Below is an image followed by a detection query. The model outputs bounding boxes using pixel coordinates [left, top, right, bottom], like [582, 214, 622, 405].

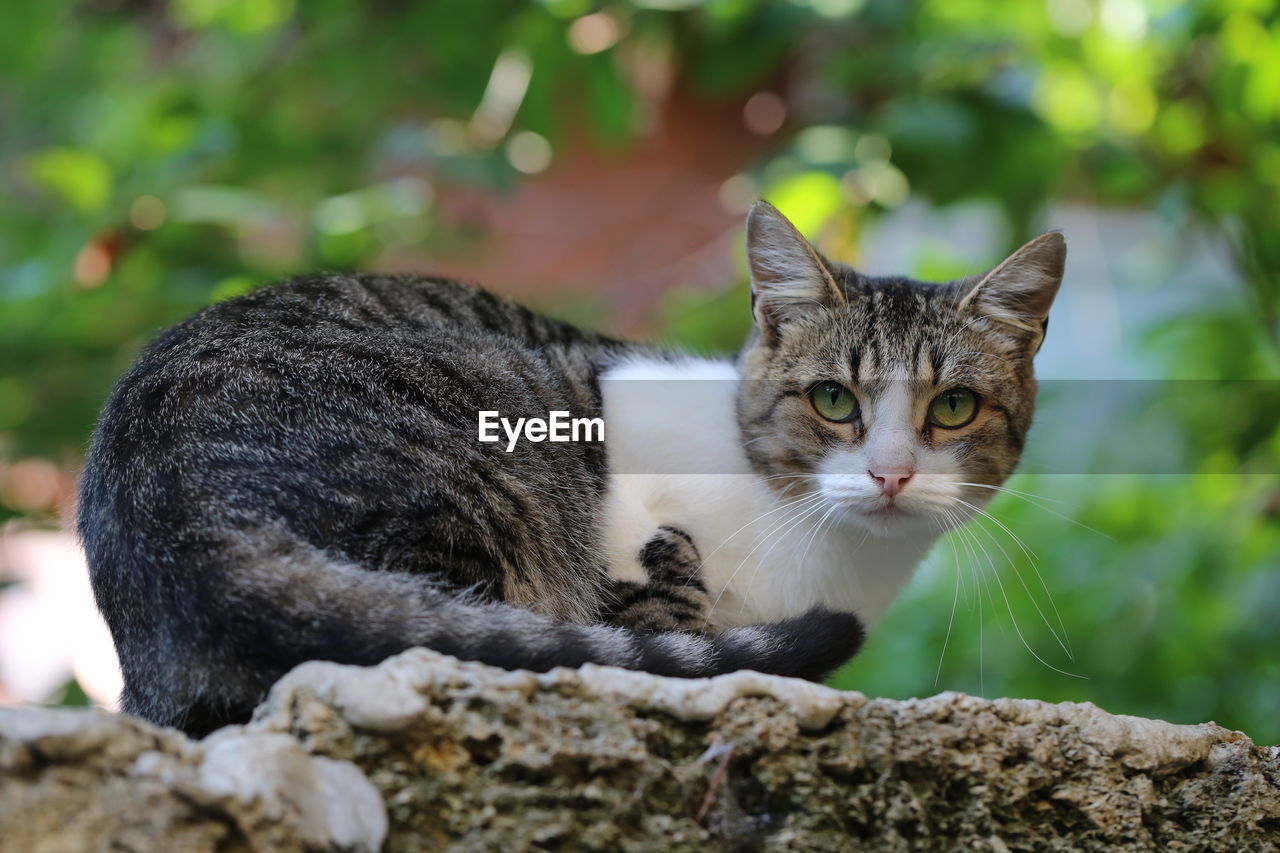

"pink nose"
[869, 468, 914, 498]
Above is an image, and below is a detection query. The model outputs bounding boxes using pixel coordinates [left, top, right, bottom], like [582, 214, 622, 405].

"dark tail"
[102, 525, 864, 736]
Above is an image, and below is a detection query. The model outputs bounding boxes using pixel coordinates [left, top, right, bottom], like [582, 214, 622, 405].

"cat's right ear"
[746, 201, 844, 344]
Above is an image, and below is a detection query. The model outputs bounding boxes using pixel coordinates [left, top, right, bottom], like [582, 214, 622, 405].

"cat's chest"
[598, 356, 927, 628]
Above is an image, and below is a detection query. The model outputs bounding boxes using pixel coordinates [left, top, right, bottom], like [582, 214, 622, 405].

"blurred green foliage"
[1, 1, 1277, 740]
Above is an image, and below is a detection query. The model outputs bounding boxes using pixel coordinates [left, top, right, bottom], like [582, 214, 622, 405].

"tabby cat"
[78, 201, 1065, 735]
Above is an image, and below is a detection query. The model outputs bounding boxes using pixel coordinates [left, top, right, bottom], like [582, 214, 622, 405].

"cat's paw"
[601, 525, 711, 632]
[638, 525, 703, 588]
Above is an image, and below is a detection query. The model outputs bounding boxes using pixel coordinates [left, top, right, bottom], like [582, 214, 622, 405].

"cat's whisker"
[697, 491, 825, 566]
[700, 493, 828, 627]
[945, 506, 1004, 698]
[948, 507, 1000, 618]
[952, 494, 1075, 660]
[952, 497, 1039, 562]
[942, 506, 984, 616]
[682, 492, 827, 601]
[949, 481, 1067, 506]
[943, 507, 987, 694]
[757, 473, 822, 482]
[932, 514, 962, 687]
[951, 482, 1113, 541]
[763, 499, 841, 617]
[774, 498, 844, 595]
[755, 472, 824, 501]
[942, 509, 970, 608]
[960, 512, 1084, 679]
[951, 493, 1075, 660]
[946, 504, 1077, 675]
[740, 496, 835, 608]
[955, 503, 1074, 661]
[794, 502, 842, 594]
[715, 496, 827, 617]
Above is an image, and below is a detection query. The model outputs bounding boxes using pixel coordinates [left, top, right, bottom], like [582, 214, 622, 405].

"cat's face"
[737, 202, 1064, 536]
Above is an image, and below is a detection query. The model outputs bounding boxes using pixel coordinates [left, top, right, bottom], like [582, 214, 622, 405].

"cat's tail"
[113, 525, 864, 735]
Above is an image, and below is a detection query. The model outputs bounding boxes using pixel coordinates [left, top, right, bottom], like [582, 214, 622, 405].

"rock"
[3, 649, 1277, 851]
[0, 707, 385, 852]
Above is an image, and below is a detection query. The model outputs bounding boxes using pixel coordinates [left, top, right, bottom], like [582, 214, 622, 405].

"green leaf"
[25, 148, 113, 213]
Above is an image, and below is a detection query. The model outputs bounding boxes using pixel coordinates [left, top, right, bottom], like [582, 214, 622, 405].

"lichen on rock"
[3, 649, 1277, 851]
[0, 706, 385, 852]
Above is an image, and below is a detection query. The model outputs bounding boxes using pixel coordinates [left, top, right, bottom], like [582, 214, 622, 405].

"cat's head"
[737, 201, 1065, 536]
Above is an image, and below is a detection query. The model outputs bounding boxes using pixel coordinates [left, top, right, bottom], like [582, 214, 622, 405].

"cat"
[77, 201, 1065, 735]
[602, 208, 1064, 629]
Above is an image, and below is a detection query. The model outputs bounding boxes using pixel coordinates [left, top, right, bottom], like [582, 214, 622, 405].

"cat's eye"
[809, 381, 859, 423]
[929, 388, 979, 428]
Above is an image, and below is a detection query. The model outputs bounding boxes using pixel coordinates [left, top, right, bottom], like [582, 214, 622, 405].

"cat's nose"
[869, 467, 914, 498]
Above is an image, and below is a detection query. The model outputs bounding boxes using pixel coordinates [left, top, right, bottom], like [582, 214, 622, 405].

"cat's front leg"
[601, 525, 712, 632]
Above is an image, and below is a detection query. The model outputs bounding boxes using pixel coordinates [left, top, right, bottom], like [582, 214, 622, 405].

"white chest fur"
[599, 356, 936, 629]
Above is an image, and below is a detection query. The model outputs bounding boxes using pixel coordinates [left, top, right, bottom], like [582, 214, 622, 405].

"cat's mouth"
[821, 489, 951, 535]
[864, 502, 908, 517]
[854, 500, 929, 529]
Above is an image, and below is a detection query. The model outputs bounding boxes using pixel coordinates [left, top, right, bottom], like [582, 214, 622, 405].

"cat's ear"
[746, 200, 845, 343]
[959, 232, 1065, 351]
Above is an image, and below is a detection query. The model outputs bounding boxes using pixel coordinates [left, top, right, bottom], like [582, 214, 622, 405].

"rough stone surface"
[0, 707, 385, 852]
[3, 649, 1278, 852]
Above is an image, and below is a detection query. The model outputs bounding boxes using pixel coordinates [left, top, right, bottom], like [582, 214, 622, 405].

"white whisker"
[953, 497, 1039, 561]
[953, 481, 1113, 540]
[740, 496, 834, 608]
[952, 495, 1074, 659]
[698, 491, 824, 565]
[957, 502, 1074, 660]
[933, 514, 961, 687]
[953, 508, 1083, 679]
[951, 481, 1067, 505]
[701, 492, 827, 626]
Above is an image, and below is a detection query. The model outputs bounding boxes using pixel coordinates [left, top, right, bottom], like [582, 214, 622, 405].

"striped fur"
[78, 273, 862, 735]
[79, 205, 1062, 736]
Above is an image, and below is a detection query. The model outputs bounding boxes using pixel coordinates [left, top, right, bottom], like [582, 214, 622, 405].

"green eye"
[809, 381, 859, 423]
[930, 388, 978, 428]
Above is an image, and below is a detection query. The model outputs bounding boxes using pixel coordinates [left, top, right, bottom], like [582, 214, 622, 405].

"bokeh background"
[1, 0, 1277, 741]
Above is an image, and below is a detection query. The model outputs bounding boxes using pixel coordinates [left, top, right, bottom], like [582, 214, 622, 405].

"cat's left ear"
[746, 200, 845, 343]
[959, 232, 1066, 353]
